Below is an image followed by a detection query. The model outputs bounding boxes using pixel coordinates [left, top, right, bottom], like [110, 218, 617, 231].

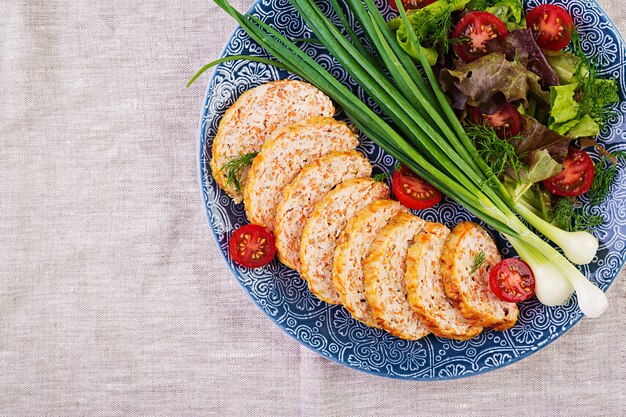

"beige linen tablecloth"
[1, 1, 625, 416]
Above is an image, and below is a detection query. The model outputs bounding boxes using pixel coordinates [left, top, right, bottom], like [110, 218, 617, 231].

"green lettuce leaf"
[566, 114, 600, 138]
[548, 82, 603, 138]
[549, 83, 580, 125]
[506, 149, 563, 200]
[485, 0, 525, 31]
[545, 47, 618, 137]
[544, 50, 583, 84]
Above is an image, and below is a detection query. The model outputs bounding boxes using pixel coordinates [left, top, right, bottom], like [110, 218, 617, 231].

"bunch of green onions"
[194, 0, 608, 317]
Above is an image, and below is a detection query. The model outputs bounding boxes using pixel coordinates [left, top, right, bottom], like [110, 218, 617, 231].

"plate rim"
[196, 0, 626, 380]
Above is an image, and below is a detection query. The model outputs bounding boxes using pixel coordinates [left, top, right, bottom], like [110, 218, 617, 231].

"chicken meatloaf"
[363, 212, 431, 341]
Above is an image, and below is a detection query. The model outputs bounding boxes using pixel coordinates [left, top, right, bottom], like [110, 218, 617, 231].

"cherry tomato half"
[544, 147, 595, 197]
[489, 258, 535, 303]
[527, 4, 575, 51]
[229, 224, 277, 268]
[469, 103, 522, 139]
[451, 11, 509, 63]
[389, 0, 436, 11]
[392, 165, 443, 210]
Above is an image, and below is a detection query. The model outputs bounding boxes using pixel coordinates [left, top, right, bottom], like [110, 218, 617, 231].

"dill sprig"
[465, 124, 524, 179]
[586, 150, 626, 206]
[470, 250, 487, 274]
[219, 152, 258, 192]
[374, 163, 402, 183]
[373, 171, 392, 183]
[414, 7, 454, 53]
[569, 29, 619, 127]
[553, 197, 604, 231]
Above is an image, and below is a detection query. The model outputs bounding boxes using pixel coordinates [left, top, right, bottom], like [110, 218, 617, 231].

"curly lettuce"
[439, 53, 548, 109]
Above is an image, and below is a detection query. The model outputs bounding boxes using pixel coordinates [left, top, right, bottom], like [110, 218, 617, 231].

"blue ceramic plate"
[198, 0, 626, 379]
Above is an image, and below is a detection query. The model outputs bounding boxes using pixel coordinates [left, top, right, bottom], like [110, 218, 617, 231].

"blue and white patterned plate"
[198, 0, 626, 379]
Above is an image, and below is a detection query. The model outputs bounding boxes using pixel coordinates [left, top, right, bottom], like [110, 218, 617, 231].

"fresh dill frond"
[586, 150, 626, 206]
[465, 124, 524, 179]
[415, 7, 454, 52]
[553, 197, 605, 231]
[552, 197, 576, 230]
[569, 29, 619, 127]
[470, 250, 487, 274]
[373, 171, 392, 183]
[219, 152, 258, 192]
[575, 212, 605, 231]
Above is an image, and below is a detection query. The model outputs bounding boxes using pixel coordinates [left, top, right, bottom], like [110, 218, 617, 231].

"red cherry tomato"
[392, 164, 443, 210]
[229, 224, 277, 268]
[469, 103, 522, 139]
[544, 147, 595, 197]
[451, 11, 509, 62]
[389, 0, 436, 11]
[489, 258, 535, 303]
[527, 4, 575, 51]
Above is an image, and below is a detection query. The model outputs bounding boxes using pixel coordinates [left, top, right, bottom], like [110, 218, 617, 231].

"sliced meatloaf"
[405, 222, 483, 340]
[243, 116, 358, 231]
[210, 80, 334, 203]
[275, 150, 372, 271]
[363, 212, 431, 341]
[300, 178, 389, 304]
[332, 200, 408, 328]
[440, 222, 518, 331]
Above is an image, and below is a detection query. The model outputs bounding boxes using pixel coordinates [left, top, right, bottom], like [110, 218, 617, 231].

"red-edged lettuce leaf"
[440, 53, 547, 110]
[506, 29, 560, 89]
[510, 114, 571, 164]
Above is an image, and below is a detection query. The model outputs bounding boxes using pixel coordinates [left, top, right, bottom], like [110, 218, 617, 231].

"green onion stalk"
[195, 0, 607, 317]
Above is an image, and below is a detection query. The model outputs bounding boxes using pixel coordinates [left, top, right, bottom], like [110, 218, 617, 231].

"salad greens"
[545, 32, 619, 138]
[505, 149, 563, 201]
[512, 115, 569, 163]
